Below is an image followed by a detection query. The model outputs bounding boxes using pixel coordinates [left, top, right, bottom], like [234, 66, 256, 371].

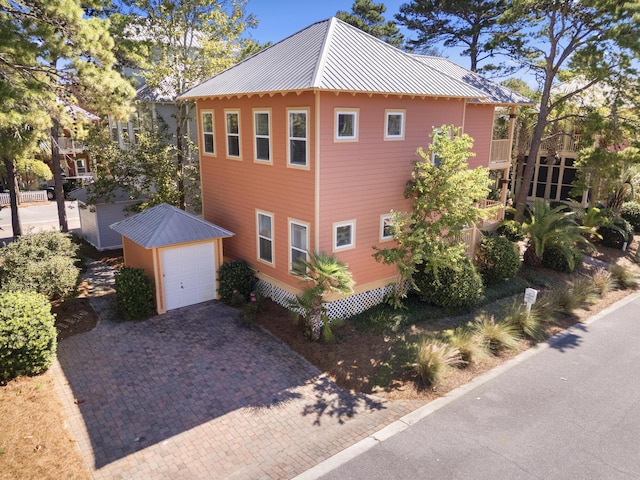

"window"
[254, 111, 271, 162]
[431, 128, 445, 167]
[334, 221, 355, 251]
[201, 112, 215, 154]
[75, 159, 86, 175]
[335, 110, 358, 141]
[257, 212, 273, 264]
[289, 221, 308, 273]
[380, 215, 395, 241]
[385, 110, 405, 140]
[226, 111, 240, 158]
[288, 110, 308, 167]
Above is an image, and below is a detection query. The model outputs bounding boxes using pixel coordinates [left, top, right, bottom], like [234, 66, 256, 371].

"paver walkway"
[53, 261, 420, 479]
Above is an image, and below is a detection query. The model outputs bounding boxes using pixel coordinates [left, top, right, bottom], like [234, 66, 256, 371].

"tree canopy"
[337, 0, 405, 48]
[395, 0, 513, 72]
[498, 0, 640, 220]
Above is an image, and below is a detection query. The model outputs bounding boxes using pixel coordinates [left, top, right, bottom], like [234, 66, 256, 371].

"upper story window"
[290, 220, 308, 273]
[201, 111, 215, 154]
[288, 110, 308, 167]
[334, 220, 356, 251]
[335, 109, 358, 141]
[431, 128, 445, 167]
[380, 214, 395, 241]
[254, 110, 271, 163]
[385, 110, 405, 140]
[225, 111, 240, 158]
[257, 211, 274, 265]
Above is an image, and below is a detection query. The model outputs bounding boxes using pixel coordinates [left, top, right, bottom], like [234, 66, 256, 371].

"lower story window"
[290, 221, 308, 272]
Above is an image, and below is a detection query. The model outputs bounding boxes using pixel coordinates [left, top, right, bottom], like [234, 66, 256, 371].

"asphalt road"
[0, 200, 80, 242]
[311, 294, 640, 480]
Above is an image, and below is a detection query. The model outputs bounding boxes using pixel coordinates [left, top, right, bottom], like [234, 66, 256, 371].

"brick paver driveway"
[53, 269, 418, 479]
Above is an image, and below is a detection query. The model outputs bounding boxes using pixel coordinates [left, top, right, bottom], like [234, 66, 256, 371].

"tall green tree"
[0, 0, 134, 237]
[497, 0, 640, 221]
[373, 126, 491, 304]
[337, 0, 405, 48]
[395, 0, 513, 72]
[109, 0, 256, 211]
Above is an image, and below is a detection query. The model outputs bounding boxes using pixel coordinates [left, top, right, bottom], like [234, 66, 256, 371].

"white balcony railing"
[57, 137, 87, 153]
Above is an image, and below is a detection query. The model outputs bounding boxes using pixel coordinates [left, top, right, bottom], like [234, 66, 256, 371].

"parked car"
[46, 175, 93, 200]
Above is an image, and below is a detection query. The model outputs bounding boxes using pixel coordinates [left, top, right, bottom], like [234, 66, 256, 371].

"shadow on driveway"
[56, 300, 392, 475]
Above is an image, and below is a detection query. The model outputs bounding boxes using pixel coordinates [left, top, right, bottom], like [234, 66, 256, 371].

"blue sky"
[247, 0, 408, 44]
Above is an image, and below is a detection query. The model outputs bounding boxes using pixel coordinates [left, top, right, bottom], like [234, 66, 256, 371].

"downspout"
[315, 90, 320, 250]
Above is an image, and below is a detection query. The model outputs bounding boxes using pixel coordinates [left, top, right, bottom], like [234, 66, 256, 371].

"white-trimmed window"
[288, 110, 308, 167]
[385, 110, 405, 140]
[334, 220, 355, 251]
[75, 159, 86, 175]
[335, 109, 358, 141]
[257, 211, 273, 264]
[431, 128, 447, 167]
[201, 111, 215, 154]
[254, 110, 271, 163]
[225, 111, 240, 158]
[289, 220, 308, 273]
[380, 214, 395, 241]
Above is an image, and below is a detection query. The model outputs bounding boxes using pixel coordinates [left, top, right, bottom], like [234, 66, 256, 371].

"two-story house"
[178, 17, 531, 318]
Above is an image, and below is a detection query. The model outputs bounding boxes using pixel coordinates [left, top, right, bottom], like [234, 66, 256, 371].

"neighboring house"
[178, 17, 531, 318]
[70, 187, 141, 251]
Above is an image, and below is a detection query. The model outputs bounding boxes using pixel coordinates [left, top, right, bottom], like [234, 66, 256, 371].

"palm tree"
[290, 251, 354, 341]
[522, 199, 594, 267]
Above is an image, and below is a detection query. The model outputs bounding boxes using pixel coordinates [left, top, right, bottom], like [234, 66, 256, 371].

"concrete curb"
[293, 291, 640, 480]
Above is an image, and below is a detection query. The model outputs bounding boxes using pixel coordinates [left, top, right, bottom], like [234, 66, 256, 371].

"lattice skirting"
[256, 279, 398, 319]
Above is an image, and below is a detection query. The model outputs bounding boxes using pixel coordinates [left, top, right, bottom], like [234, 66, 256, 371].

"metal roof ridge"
[310, 18, 334, 88]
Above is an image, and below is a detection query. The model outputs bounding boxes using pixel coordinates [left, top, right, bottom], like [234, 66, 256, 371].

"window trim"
[431, 128, 445, 167]
[334, 108, 359, 142]
[287, 108, 309, 169]
[384, 110, 405, 141]
[253, 109, 272, 164]
[380, 214, 395, 242]
[333, 220, 356, 251]
[288, 219, 309, 273]
[201, 110, 216, 156]
[225, 109, 241, 160]
[256, 210, 274, 266]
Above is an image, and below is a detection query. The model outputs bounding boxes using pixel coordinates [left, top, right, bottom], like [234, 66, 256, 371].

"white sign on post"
[524, 287, 538, 315]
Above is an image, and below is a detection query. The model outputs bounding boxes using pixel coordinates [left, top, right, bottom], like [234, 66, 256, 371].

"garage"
[110, 203, 234, 314]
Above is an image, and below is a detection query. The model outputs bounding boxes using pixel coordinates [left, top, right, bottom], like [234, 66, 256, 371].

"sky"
[245, 0, 478, 74]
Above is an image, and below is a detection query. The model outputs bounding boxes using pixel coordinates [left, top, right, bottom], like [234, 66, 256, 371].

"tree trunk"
[51, 119, 68, 232]
[176, 102, 186, 211]
[307, 300, 324, 342]
[3, 156, 22, 239]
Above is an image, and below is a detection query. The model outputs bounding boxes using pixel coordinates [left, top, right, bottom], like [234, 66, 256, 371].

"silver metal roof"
[413, 56, 534, 106]
[110, 203, 234, 248]
[179, 17, 487, 100]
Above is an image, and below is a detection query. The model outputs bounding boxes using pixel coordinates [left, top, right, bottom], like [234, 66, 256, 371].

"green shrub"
[414, 255, 484, 309]
[412, 338, 465, 386]
[0, 291, 57, 382]
[475, 235, 521, 285]
[541, 243, 583, 273]
[114, 267, 153, 320]
[496, 220, 525, 242]
[472, 314, 520, 354]
[0, 231, 80, 300]
[621, 201, 640, 232]
[598, 218, 634, 249]
[218, 260, 256, 304]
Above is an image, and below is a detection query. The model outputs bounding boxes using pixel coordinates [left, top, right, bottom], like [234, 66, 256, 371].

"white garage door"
[162, 243, 216, 311]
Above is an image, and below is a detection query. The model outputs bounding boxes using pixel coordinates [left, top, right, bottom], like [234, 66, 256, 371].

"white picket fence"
[0, 190, 48, 205]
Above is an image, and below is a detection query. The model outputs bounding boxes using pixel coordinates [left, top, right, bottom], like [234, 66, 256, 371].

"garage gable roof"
[110, 203, 234, 248]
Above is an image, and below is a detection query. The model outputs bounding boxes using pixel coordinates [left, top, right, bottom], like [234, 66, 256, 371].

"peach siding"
[122, 237, 161, 310]
[197, 92, 316, 290]
[463, 104, 495, 169]
[317, 92, 466, 287]
[196, 90, 497, 294]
